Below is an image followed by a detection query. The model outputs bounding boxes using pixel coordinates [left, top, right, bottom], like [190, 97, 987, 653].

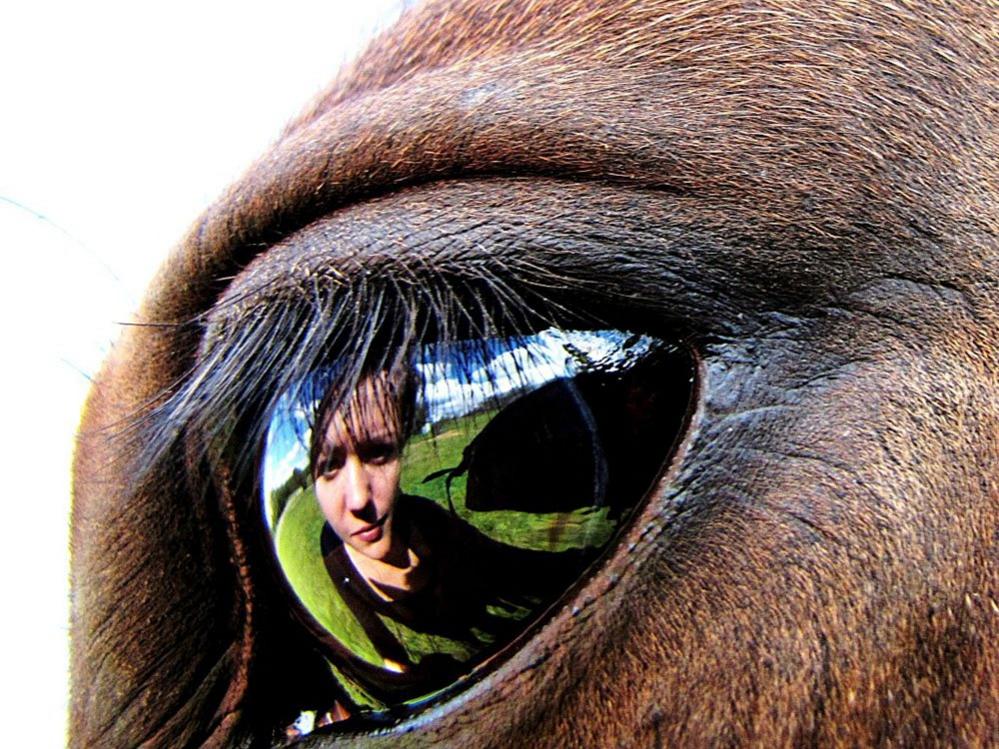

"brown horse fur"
[72, 0, 998, 746]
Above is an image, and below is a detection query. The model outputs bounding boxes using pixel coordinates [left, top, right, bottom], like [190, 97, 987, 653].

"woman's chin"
[348, 531, 400, 564]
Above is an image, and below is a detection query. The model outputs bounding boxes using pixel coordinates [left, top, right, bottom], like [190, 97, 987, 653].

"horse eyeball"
[261, 329, 696, 730]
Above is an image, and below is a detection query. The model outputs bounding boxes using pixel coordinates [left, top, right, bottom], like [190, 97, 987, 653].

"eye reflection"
[262, 328, 693, 732]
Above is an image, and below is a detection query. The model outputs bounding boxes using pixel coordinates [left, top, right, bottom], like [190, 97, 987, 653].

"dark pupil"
[263, 330, 694, 730]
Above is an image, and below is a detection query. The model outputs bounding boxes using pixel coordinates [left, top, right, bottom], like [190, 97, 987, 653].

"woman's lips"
[353, 516, 386, 543]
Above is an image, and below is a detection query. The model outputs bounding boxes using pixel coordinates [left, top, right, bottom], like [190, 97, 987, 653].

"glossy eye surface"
[261, 327, 695, 732]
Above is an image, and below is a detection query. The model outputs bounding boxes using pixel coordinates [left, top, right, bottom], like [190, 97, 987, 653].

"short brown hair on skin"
[70, 2, 997, 746]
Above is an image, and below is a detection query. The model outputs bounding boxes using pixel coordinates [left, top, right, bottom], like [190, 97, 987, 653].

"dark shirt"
[318, 495, 591, 706]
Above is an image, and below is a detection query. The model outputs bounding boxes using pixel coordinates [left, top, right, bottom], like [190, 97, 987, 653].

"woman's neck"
[345, 542, 430, 601]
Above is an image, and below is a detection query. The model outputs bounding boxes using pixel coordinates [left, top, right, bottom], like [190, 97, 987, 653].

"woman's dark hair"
[307, 363, 421, 480]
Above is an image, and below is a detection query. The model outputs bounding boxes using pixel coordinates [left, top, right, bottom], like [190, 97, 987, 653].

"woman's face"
[313, 380, 405, 563]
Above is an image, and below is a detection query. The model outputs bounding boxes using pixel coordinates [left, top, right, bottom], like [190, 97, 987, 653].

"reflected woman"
[307, 364, 591, 708]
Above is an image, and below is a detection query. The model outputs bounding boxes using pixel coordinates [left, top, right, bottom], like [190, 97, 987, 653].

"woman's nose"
[341, 455, 371, 512]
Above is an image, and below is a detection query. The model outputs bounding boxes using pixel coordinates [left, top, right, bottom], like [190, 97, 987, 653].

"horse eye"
[261, 327, 696, 736]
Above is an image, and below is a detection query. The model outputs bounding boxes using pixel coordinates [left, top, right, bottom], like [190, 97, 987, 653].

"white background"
[0, 2, 404, 743]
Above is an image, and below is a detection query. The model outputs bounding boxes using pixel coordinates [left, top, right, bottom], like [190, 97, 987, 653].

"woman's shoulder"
[400, 495, 540, 556]
[320, 520, 341, 556]
[399, 494, 469, 542]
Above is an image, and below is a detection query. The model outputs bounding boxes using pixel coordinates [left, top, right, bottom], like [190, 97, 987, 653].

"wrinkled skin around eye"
[71, 1, 997, 747]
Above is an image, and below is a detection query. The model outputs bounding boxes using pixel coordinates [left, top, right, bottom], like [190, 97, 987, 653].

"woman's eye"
[361, 442, 399, 465]
[318, 451, 346, 477]
[260, 326, 696, 733]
